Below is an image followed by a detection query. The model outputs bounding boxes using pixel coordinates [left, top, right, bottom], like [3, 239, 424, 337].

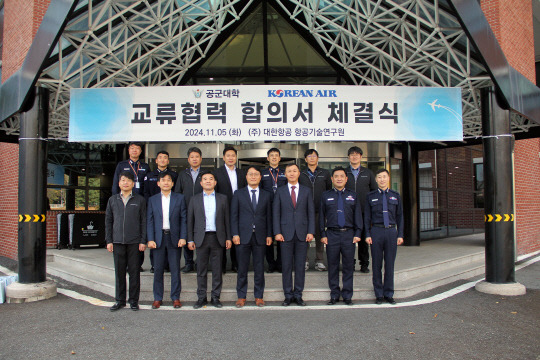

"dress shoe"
[375, 297, 384, 305]
[150, 266, 154, 273]
[360, 266, 370, 273]
[236, 298, 246, 308]
[173, 300, 182, 309]
[193, 298, 208, 309]
[152, 300, 163, 309]
[385, 297, 397, 305]
[327, 298, 339, 305]
[282, 298, 292, 306]
[211, 297, 223, 308]
[343, 299, 353, 305]
[255, 298, 265, 307]
[130, 303, 139, 311]
[315, 262, 327, 271]
[110, 302, 125, 311]
[182, 264, 194, 273]
[295, 297, 306, 306]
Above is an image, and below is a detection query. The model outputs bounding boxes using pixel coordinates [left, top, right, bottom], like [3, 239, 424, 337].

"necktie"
[251, 189, 257, 211]
[382, 190, 390, 227]
[291, 186, 297, 208]
[337, 190, 345, 228]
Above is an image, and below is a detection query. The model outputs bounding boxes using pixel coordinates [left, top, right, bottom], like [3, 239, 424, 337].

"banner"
[69, 85, 463, 142]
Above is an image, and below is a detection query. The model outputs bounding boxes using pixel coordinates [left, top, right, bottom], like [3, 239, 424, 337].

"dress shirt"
[203, 191, 217, 232]
[288, 182, 299, 203]
[190, 167, 200, 183]
[226, 166, 238, 193]
[248, 186, 259, 203]
[161, 192, 171, 230]
[350, 166, 359, 179]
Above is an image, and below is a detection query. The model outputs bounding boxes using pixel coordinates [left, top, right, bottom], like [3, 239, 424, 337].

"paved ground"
[1, 255, 538, 360]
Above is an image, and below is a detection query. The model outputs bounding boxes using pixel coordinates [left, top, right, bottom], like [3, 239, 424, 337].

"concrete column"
[6, 87, 56, 303]
[475, 87, 525, 296]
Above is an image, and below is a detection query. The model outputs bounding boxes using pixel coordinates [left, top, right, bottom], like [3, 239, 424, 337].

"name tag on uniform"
[371, 198, 378, 202]
[263, 174, 269, 177]
[135, 182, 140, 189]
[327, 198, 335, 201]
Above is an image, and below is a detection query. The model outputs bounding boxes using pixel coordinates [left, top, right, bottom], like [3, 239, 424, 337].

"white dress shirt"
[226, 166, 238, 193]
[161, 192, 171, 230]
[288, 182, 299, 203]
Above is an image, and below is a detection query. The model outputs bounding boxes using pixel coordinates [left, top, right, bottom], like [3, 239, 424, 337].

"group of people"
[105, 143, 403, 311]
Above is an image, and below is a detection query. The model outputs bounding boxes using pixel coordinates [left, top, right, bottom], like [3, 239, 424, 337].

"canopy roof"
[0, 0, 538, 140]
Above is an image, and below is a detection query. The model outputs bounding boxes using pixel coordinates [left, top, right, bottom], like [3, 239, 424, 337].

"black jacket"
[345, 165, 377, 210]
[215, 166, 247, 204]
[298, 166, 332, 213]
[105, 193, 147, 245]
[174, 168, 208, 205]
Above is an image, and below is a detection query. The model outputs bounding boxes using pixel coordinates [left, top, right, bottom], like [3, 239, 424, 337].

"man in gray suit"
[273, 164, 316, 306]
[187, 171, 232, 308]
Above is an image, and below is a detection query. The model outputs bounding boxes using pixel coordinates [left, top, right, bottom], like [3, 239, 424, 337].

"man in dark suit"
[215, 146, 246, 273]
[260, 147, 287, 273]
[273, 164, 315, 306]
[175, 146, 205, 273]
[231, 166, 273, 308]
[187, 171, 232, 309]
[147, 171, 187, 309]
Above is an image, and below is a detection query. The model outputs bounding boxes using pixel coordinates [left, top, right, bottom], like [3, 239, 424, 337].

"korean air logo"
[268, 89, 337, 98]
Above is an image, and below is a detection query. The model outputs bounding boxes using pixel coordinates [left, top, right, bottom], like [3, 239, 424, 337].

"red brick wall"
[0, 143, 19, 259]
[482, 0, 540, 255]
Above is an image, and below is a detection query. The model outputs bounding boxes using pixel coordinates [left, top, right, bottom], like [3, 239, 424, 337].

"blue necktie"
[337, 190, 345, 228]
[382, 190, 390, 227]
[251, 189, 257, 211]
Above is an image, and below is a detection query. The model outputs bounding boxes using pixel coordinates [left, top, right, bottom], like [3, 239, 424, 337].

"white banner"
[69, 85, 463, 142]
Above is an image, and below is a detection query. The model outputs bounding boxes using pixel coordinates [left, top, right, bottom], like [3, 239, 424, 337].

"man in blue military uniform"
[111, 142, 151, 272]
[112, 142, 151, 196]
[143, 150, 178, 273]
[364, 169, 404, 305]
[320, 167, 362, 305]
[260, 147, 287, 273]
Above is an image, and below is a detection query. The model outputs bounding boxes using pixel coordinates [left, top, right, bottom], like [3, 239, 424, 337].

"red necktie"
[291, 186, 297, 208]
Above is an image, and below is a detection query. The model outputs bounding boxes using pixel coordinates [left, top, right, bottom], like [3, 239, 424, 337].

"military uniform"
[364, 188, 404, 300]
[320, 188, 363, 302]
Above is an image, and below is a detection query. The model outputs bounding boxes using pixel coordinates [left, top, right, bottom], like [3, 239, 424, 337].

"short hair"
[128, 142, 143, 149]
[347, 146, 363, 156]
[285, 163, 300, 171]
[245, 166, 261, 175]
[156, 150, 169, 158]
[187, 147, 202, 157]
[375, 168, 389, 176]
[267, 148, 281, 156]
[304, 149, 319, 158]
[157, 171, 173, 181]
[119, 171, 135, 182]
[223, 146, 237, 156]
[200, 170, 215, 180]
[331, 166, 347, 177]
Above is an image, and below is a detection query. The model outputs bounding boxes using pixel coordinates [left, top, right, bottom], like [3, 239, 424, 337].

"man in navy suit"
[273, 164, 315, 306]
[147, 171, 187, 309]
[231, 166, 273, 308]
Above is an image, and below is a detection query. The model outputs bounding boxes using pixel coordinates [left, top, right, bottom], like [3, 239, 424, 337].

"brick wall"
[0, 143, 19, 259]
[482, 0, 540, 255]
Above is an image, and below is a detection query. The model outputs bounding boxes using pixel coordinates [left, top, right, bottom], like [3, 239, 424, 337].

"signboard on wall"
[69, 85, 463, 142]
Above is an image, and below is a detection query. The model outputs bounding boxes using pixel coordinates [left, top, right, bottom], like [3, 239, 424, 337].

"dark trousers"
[370, 227, 398, 298]
[113, 243, 141, 305]
[236, 233, 266, 299]
[357, 228, 370, 267]
[306, 212, 324, 263]
[152, 232, 182, 301]
[196, 233, 223, 299]
[150, 247, 169, 270]
[223, 243, 237, 270]
[184, 246, 194, 267]
[326, 229, 356, 300]
[266, 240, 282, 271]
[280, 234, 309, 299]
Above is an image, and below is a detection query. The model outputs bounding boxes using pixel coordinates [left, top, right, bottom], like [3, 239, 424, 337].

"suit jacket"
[272, 184, 315, 241]
[215, 166, 247, 204]
[147, 192, 187, 248]
[231, 187, 273, 245]
[187, 192, 231, 247]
